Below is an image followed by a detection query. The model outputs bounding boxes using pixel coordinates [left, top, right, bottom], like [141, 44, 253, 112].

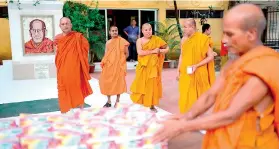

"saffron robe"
[55, 31, 93, 113]
[179, 32, 216, 113]
[130, 35, 167, 107]
[202, 46, 279, 149]
[99, 36, 129, 95]
[25, 38, 54, 54]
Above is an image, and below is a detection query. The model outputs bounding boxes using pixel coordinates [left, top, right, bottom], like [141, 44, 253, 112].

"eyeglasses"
[30, 29, 44, 33]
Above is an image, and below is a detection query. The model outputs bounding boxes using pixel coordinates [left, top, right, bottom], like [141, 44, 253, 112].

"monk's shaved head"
[142, 23, 152, 29]
[225, 4, 266, 38]
[59, 17, 72, 34]
[182, 18, 196, 36]
[142, 23, 152, 38]
[60, 17, 72, 24]
[222, 4, 267, 55]
[184, 18, 196, 28]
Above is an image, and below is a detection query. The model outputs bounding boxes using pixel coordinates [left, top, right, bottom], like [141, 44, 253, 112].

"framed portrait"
[20, 15, 55, 56]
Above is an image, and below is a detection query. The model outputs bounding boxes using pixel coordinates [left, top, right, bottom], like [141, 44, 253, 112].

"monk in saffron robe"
[99, 26, 129, 108]
[55, 17, 93, 113]
[152, 4, 279, 149]
[130, 23, 169, 112]
[177, 19, 216, 114]
[25, 19, 54, 54]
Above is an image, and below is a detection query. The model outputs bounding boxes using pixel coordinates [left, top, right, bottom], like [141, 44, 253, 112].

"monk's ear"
[246, 28, 257, 41]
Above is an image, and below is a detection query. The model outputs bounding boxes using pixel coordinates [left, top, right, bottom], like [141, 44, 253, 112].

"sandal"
[103, 102, 111, 108]
[150, 107, 158, 113]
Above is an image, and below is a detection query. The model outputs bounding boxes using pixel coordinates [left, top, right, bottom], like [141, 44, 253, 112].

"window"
[180, 10, 224, 18]
[166, 10, 176, 18]
[0, 6, 8, 18]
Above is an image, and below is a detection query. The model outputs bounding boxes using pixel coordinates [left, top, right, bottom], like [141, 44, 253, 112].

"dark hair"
[29, 19, 46, 30]
[109, 25, 118, 30]
[202, 24, 210, 33]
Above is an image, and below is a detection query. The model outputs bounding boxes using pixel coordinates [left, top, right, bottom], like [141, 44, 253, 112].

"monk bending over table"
[153, 4, 279, 149]
[130, 23, 169, 112]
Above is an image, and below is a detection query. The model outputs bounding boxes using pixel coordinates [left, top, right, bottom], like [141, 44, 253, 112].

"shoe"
[103, 102, 111, 108]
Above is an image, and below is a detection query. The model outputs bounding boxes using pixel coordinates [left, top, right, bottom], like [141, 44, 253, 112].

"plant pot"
[89, 65, 95, 73]
[169, 60, 176, 68]
[163, 60, 170, 68]
[167, 51, 180, 60]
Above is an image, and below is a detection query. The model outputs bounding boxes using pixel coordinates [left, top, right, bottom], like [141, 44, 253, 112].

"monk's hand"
[152, 48, 160, 54]
[192, 65, 198, 73]
[176, 70, 180, 81]
[152, 119, 184, 144]
[213, 52, 218, 56]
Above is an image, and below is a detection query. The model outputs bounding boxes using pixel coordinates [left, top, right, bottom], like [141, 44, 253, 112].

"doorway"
[107, 10, 138, 40]
[103, 9, 157, 40]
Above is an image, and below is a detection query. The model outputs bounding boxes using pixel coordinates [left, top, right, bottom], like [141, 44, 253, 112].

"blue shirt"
[123, 26, 139, 43]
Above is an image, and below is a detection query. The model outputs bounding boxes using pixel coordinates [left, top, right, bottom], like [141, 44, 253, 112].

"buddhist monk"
[152, 4, 279, 149]
[25, 19, 54, 54]
[177, 19, 216, 114]
[130, 23, 169, 112]
[99, 26, 129, 108]
[202, 23, 214, 48]
[55, 17, 93, 114]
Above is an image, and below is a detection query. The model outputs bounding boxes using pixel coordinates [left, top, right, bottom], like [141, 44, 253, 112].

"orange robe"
[55, 31, 93, 113]
[202, 46, 279, 149]
[25, 38, 54, 54]
[179, 32, 216, 113]
[130, 35, 167, 107]
[99, 36, 129, 95]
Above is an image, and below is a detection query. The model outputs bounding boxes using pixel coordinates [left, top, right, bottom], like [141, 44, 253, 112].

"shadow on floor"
[0, 98, 90, 118]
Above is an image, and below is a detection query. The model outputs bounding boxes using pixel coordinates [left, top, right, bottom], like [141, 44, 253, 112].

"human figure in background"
[177, 19, 216, 114]
[99, 26, 129, 108]
[55, 17, 93, 114]
[124, 19, 139, 62]
[130, 23, 169, 112]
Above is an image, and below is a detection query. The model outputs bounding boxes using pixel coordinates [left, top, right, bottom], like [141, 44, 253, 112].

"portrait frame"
[20, 15, 55, 56]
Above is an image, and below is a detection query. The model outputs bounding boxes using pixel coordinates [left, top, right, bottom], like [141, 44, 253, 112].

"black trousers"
[128, 42, 137, 61]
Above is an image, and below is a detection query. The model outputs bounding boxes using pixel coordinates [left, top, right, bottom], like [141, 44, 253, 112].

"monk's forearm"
[177, 55, 182, 73]
[137, 50, 153, 56]
[180, 110, 234, 132]
[195, 56, 214, 68]
[159, 47, 169, 54]
[186, 92, 215, 119]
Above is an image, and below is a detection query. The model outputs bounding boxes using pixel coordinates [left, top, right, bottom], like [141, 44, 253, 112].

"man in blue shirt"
[124, 19, 139, 62]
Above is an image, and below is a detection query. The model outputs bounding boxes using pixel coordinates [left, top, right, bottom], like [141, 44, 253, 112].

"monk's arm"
[183, 75, 224, 120]
[136, 39, 157, 56]
[159, 45, 169, 54]
[177, 37, 186, 74]
[125, 45, 129, 58]
[194, 47, 214, 68]
[179, 76, 268, 131]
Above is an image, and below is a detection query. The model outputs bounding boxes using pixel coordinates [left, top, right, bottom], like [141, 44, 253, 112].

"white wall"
[8, 1, 63, 62]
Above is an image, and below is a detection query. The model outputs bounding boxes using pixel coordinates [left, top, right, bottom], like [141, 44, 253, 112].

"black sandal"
[150, 107, 158, 113]
[103, 102, 111, 108]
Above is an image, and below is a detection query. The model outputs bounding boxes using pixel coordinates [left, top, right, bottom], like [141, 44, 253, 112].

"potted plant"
[88, 31, 106, 73]
[149, 19, 181, 68]
[63, 1, 105, 73]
